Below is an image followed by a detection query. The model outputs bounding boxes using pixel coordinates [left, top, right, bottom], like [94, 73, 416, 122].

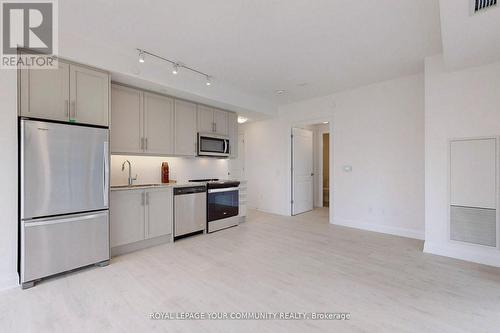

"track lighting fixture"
[136, 48, 213, 87]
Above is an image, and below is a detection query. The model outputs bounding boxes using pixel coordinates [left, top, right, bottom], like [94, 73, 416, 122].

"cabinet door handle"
[65, 100, 69, 117]
[145, 138, 148, 150]
[140, 138, 144, 150]
[141, 192, 145, 206]
[214, 122, 217, 133]
[146, 192, 149, 205]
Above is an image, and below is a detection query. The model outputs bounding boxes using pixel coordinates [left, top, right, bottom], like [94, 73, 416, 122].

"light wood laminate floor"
[1, 208, 499, 333]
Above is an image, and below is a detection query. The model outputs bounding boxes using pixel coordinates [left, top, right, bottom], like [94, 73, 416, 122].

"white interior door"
[292, 128, 314, 215]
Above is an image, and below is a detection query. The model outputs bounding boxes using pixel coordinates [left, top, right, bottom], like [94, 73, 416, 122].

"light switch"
[343, 165, 352, 172]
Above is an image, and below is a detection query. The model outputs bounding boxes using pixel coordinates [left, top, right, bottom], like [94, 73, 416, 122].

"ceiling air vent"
[472, 0, 497, 14]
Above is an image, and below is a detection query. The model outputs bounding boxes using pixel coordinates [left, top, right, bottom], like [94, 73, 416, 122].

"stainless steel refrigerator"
[20, 119, 110, 288]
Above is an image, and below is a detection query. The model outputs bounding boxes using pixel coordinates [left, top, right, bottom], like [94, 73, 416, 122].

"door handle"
[24, 212, 107, 227]
[103, 142, 109, 207]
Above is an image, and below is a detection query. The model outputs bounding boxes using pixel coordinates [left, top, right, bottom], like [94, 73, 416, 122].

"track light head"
[206, 76, 212, 86]
[138, 50, 145, 63]
[172, 63, 179, 75]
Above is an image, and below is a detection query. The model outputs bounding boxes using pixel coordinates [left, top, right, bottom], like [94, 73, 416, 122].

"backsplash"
[111, 155, 229, 186]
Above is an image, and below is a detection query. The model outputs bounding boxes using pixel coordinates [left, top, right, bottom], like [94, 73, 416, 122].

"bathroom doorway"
[323, 133, 330, 207]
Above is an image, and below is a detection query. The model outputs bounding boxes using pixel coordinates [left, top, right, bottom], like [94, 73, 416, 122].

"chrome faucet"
[121, 160, 137, 186]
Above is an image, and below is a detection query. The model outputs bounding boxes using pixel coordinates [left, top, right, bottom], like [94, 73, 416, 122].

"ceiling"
[440, 0, 500, 70]
[60, 0, 443, 109]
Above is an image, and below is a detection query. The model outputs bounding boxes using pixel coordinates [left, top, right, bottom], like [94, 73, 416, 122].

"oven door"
[207, 187, 239, 222]
[198, 133, 230, 157]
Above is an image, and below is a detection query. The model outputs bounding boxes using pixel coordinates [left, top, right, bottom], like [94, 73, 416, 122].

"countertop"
[110, 181, 206, 191]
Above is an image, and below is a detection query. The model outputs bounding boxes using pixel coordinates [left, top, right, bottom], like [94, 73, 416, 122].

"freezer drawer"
[21, 211, 110, 283]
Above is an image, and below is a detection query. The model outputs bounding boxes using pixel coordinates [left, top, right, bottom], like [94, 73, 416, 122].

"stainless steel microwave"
[197, 133, 230, 157]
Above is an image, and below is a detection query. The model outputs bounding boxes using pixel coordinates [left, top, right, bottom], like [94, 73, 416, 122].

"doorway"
[291, 123, 331, 218]
[323, 133, 330, 207]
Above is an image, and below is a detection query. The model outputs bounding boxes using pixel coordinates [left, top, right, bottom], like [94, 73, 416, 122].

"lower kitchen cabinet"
[110, 187, 173, 251]
[146, 188, 173, 239]
[110, 189, 145, 248]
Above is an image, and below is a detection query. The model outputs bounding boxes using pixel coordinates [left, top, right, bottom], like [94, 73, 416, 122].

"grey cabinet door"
[174, 99, 197, 156]
[110, 85, 144, 154]
[70, 64, 109, 126]
[197, 105, 214, 133]
[20, 61, 70, 121]
[227, 112, 238, 158]
[146, 188, 173, 239]
[110, 190, 145, 247]
[213, 109, 228, 135]
[144, 93, 174, 155]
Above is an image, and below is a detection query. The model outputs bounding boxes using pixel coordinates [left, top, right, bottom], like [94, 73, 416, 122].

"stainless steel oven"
[198, 133, 230, 157]
[207, 181, 240, 233]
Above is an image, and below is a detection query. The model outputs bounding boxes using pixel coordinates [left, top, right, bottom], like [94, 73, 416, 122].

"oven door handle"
[208, 187, 239, 194]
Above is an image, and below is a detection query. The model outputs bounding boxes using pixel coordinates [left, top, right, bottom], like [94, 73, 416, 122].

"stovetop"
[188, 178, 220, 182]
[188, 179, 240, 189]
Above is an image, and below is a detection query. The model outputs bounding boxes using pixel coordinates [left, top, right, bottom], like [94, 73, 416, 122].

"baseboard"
[111, 234, 172, 257]
[0, 273, 19, 291]
[424, 241, 500, 268]
[332, 218, 425, 240]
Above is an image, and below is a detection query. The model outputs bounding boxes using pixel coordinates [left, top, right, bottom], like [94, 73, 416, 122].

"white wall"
[111, 155, 228, 186]
[0, 71, 19, 290]
[243, 74, 425, 239]
[424, 54, 500, 267]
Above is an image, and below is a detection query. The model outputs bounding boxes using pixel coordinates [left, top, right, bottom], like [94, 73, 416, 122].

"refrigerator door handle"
[24, 212, 108, 227]
[103, 142, 109, 207]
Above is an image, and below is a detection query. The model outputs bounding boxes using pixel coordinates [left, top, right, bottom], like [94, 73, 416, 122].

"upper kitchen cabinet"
[144, 93, 174, 155]
[20, 60, 110, 127]
[111, 84, 175, 155]
[197, 105, 228, 135]
[110, 85, 143, 154]
[213, 109, 228, 135]
[227, 112, 238, 158]
[197, 105, 215, 133]
[69, 64, 110, 126]
[174, 99, 197, 156]
[20, 62, 70, 122]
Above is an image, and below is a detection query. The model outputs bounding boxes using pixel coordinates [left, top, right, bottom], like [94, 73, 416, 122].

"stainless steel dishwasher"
[173, 186, 207, 239]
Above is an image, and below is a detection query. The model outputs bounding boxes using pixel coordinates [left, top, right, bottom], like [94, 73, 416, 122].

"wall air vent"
[472, 0, 497, 14]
